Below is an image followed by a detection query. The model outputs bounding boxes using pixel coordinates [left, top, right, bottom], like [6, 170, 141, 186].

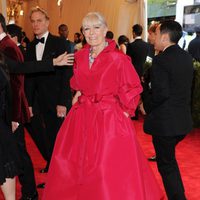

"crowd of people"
[0, 5, 199, 200]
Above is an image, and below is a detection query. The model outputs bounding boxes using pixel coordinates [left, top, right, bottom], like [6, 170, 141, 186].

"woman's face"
[83, 22, 107, 47]
[148, 30, 156, 45]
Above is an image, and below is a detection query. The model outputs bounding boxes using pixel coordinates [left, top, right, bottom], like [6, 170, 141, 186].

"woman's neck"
[89, 41, 108, 67]
[91, 41, 107, 57]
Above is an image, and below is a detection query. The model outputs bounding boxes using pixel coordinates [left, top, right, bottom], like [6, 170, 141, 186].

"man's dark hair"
[0, 13, 7, 32]
[75, 32, 81, 38]
[132, 24, 143, 36]
[7, 24, 23, 43]
[106, 31, 114, 39]
[160, 20, 183, 44]
[58, 23, 68, 31]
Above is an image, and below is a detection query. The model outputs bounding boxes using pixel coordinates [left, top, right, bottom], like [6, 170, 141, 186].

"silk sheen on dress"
[42, 40, 164, 200]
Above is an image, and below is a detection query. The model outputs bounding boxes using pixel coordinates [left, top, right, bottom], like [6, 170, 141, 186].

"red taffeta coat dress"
[42, 40, 164, 200]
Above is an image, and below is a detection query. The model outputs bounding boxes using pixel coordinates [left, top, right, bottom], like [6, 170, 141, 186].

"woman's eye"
[94, 26, 100, 29]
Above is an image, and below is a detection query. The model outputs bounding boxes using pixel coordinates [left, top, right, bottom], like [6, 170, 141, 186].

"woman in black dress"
[0, 52, 21, 200]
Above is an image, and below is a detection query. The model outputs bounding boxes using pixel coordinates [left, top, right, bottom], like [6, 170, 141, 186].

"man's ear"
[46, 20, 50, 27]
[161, 33, 169, 43]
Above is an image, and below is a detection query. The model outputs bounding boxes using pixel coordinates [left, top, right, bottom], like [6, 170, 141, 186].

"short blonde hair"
[82, 12, 107, 29]
[30, 6, 49, 20]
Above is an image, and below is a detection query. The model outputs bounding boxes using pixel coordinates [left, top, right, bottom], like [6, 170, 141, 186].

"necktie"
[35, 37, 45, 45]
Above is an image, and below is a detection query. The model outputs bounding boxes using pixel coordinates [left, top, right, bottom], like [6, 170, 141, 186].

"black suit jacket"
[188, 35, 200, 61]
[127, 39, 150, 77]
[144, 45, 193, 136]
[25, 33, 68, 113]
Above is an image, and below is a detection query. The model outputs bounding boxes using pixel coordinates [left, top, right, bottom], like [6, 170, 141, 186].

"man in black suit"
[7, 23, 51, 169]
[127, 24, 150, 79]
[25, 7, 69, 182]
[188, 26, 200, 61]
[144, 21, 193, 200]
[58, 24, 75, 54]
[6, 23, 73, 172]
[127, 24, 150, 119]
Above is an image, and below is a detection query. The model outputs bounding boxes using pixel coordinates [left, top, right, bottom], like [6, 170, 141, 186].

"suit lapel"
[30, 38, 37, 60]
[42, 33, 52, 60]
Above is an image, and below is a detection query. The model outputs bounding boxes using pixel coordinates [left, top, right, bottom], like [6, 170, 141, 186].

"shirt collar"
[135, 36, 142, 40]
[163, 43, 176, 52]
[0, 32, 7, 41]
[36, 31, 49, 43]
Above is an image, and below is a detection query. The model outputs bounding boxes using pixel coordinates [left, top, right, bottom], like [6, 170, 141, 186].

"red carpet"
[0, 118, 200, 200]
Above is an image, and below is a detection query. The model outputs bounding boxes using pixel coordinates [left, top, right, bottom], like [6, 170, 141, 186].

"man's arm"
[5, 56, 54, 73]
[4, 52, 74, 74]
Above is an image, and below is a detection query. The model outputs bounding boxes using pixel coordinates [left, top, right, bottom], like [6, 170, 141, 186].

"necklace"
[89, 41, 108, 64]
[89, 49, 97, 64]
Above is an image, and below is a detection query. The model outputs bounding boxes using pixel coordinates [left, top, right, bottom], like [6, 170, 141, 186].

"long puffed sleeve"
[117, 55, 143, 116]
[70, 75, 78, 91]
[70, 59, 79, 91]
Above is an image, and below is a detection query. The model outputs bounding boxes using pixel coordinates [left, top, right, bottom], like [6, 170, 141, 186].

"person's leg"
[152, 135, 186, 200]
[25, 114, 50, 164]
[44, 112, 63, 161]
[1, 178, 16, 200]
[14, 124, 38, 198]
[36, 112, 63, 189]
[25, 98, 50, 166]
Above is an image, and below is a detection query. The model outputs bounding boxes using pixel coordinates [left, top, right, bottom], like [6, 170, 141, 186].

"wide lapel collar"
[30, 38, 37, 60]
[42, 33, 52, 60]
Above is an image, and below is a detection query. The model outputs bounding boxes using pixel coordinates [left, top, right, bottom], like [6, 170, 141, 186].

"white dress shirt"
[36, 31, 49, 61]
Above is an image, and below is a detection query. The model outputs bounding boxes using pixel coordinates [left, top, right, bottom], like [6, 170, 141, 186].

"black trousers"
[152, 135, 187, 200]
[42, 111, 64, 167]
[43, 101, 71, 164]
[26, 112, 63, 168]
[25, 114, 50, 163]
[14, 124, 37, 197]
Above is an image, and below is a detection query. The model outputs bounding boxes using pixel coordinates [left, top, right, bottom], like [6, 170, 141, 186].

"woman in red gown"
[43, 12, 164, 200]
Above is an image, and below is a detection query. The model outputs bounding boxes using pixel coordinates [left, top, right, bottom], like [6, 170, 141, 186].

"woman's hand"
[53, 52, 74, 66]
[139, 102, 146, 115]
[12, 121, 19, 133]
[72, 91, 81, 105]
[29, 106, 34, 117]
